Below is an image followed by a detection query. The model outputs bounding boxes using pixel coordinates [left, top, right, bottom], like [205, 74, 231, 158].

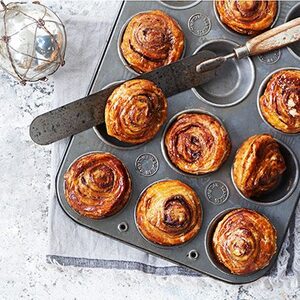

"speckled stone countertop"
[0, 1, 299, 299]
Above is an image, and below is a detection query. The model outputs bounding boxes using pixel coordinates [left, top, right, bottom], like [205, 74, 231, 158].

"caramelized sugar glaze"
[64, 153, 131, 219]
[213, 208, 277, 275]
[260, 70, 300, 134]
[121, 10, 184, 73]
[136, 180, 202, 246]
[105, 79, 167, 144]
[164, 113, 231, 175]
[215, 0, 278, 35]
[233, 134, 286, 199]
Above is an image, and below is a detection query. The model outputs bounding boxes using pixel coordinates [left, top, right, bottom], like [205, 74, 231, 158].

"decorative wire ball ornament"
[0, 1, 66, 84]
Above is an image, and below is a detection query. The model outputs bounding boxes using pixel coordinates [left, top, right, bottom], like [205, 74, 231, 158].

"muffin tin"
[56, 1, 300, 283]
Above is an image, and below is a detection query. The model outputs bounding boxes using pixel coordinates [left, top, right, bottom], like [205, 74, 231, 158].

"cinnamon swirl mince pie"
[64, 152, 131, 219]
[136, 180, 202, 246]
[105, 79, 167, 144]
[259, 69, 300, 134]
[233, 134, 286, 198]
[164, 112, 231, 175]
[120, 10, 184, 73]
[215, 0, 278, 35]
[213, 208, 277, 275]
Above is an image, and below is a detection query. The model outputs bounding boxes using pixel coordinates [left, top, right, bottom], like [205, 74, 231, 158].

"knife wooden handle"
[246, 17, 300, 56]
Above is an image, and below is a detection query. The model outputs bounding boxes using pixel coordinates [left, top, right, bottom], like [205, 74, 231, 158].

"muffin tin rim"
[257, 66, 300, 136]
[134, 177, 204, 249]
[158, 0, 202, 10]
[230, 137, 299, 206]
[285, 2, 300, 61]
[161, 108, 230, 177]
[213, 0, 281, 37]
[117, 9, 187, 75]
[191, 38, 256, 108]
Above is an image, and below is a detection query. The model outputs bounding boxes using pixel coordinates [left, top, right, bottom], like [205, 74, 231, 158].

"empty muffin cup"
[93, 80, 144, 150]
[231, 139, 299, 205]
[192, 39, 255, 107]
[285, 3, 300, 61]
[257, 67, 300, 135]
[159, 0, 201, 10]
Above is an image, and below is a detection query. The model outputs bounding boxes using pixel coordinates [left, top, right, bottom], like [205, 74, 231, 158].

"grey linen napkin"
[47, 2, 300, 280]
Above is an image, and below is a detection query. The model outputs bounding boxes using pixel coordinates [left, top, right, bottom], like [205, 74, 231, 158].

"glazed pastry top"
[259, 69, 300, 134]
[213, 208, 277, 275]
[120, 10, 184, 73]
[105, 79, 167, 144]
[233, 134, 286, 198]
[215, 0, 278, 35]
[164, 113, 231, 175]
[136, 180, 202, 246]
[64, 152, 131, 219]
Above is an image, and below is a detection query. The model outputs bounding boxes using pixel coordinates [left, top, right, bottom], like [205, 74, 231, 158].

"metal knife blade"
[30, 50, 216, 145]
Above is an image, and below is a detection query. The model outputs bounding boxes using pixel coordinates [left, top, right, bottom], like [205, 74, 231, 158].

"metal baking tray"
[55, 0, 300, 283]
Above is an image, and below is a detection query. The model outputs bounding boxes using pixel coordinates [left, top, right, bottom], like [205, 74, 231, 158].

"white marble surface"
[0, 1, 299, 299]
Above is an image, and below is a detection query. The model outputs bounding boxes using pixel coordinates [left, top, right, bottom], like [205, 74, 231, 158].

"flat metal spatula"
[196, 17, 300, 73]
[30, 50, 216, 145]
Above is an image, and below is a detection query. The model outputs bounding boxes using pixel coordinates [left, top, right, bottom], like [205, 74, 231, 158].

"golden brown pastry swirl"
[215, 0, 278, 35]
[136, 180, 202, 246]
[64, 152, 131, 219]
[120, 10, 184, 73]
[233, 134, 286, 198]
[164, 113, 231, 175]
[213, 208, 277, 275]
[259, 70, 300, 134]
[105, 79, 167, 144]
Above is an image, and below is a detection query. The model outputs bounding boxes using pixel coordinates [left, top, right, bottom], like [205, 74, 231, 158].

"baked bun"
[105, 79, 167, 144]
[136, 180, 202, 246]
[164, 113, 231, 174]
[120, 10, 184, 73]
[64, 152, 131, 219]
[259, 69, 300, 134]
[233, 134, 286, 198]
[215, 0, 278, 35]
[213, 208, 277, 275]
